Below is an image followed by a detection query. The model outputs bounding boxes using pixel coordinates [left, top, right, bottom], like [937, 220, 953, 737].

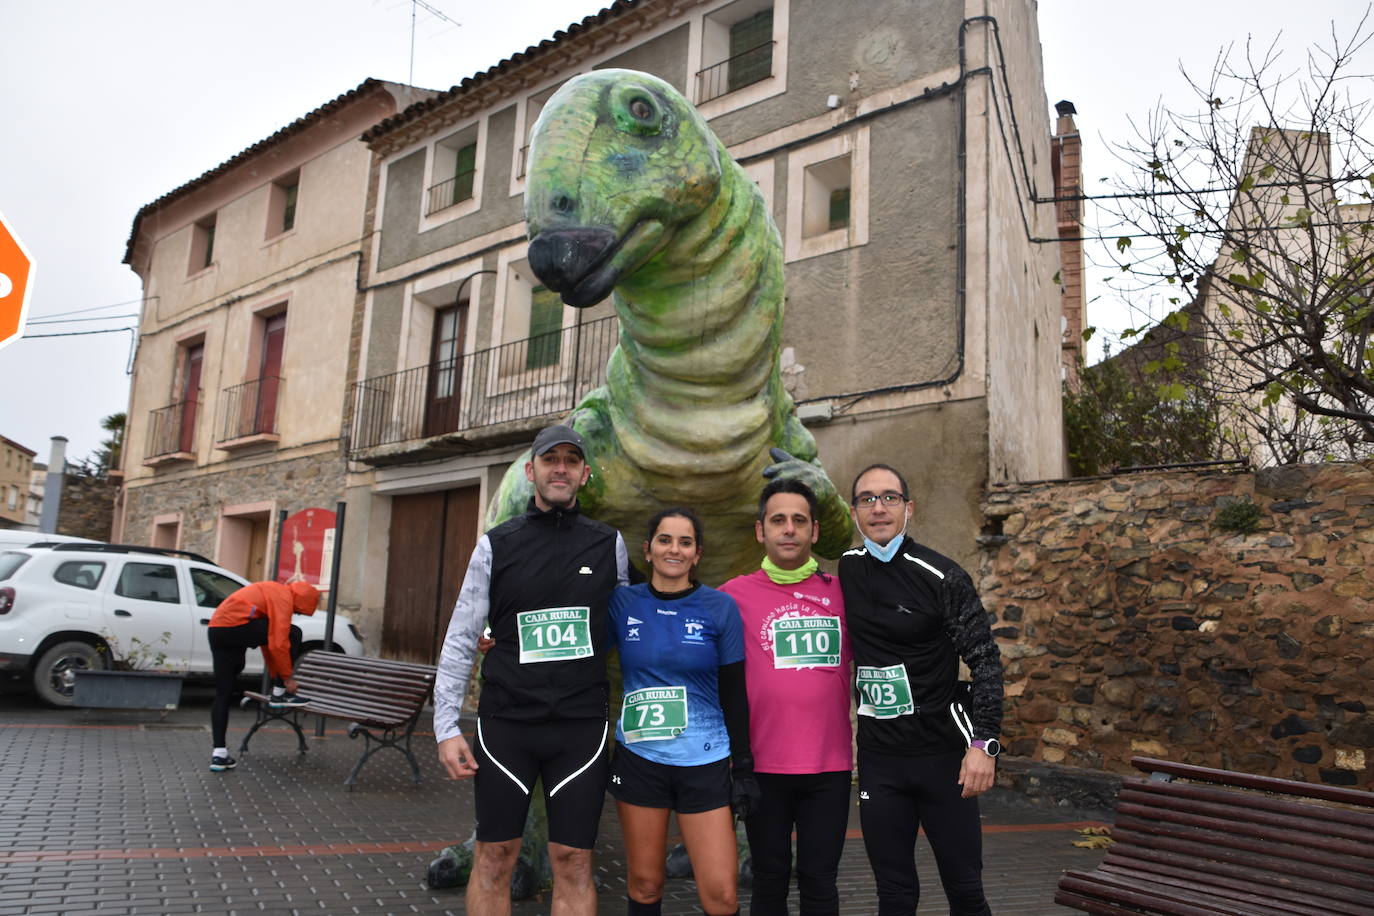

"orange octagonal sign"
[0, 209, 35, 353]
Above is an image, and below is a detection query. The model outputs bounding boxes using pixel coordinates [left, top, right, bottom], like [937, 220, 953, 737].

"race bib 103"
[856, 664, 915, 718]
[770, 615, 841, 669]
[621, 686, 688, 742]
[516, 606, 593, 664]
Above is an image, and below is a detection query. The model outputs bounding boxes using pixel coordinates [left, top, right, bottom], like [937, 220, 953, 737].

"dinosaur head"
[525, 69, 723, 308]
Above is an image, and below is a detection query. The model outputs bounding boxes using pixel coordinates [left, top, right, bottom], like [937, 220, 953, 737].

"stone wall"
[979, 461, 1373, 788]
[56, 472, 117, 540]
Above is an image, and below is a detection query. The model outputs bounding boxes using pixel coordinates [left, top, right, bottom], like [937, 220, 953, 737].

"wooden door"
[423, 302, 466, 437]
[382, 486, 480, 663]
[255, 314, 286, 434]
[179, 344, 203, 454]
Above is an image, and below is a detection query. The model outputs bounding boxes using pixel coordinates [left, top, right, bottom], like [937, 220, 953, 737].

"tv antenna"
[407, 0, 461, 85]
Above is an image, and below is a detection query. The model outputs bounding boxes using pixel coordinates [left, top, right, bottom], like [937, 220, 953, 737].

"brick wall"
[56, 472, 117, 540]
[979, 461, 1373, 787]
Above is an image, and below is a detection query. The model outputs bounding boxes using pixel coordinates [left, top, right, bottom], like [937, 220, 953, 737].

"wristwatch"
[970, 738, 1001, 758]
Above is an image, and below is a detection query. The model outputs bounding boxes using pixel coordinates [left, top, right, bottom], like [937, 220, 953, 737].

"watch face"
[975, 738, 1001, 757]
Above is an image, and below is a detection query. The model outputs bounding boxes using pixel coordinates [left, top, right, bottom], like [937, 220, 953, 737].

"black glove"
[731, 767, 762, 819]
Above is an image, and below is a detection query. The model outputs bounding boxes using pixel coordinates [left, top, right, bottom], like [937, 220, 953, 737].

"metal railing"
[346, 316, 618, 454]
[144, 394, 200, 461]
[696, 41, 774, 104]
[216, 375, 283, 444]
[426, 168, 476, 216]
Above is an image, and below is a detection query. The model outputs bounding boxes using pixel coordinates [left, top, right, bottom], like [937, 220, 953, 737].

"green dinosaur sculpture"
[487, 68, 852, 579]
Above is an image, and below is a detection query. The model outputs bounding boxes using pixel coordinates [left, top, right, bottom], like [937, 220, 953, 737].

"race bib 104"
[516, 606, 593, 664]
[856, 664, 915, 718]
[770, 615, 841, 669]
[621, 686, 688, 742]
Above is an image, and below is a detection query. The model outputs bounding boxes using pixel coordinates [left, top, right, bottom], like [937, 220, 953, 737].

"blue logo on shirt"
[683, 618, 707, 643]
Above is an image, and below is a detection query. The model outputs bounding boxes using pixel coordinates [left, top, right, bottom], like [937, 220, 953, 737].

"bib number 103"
[856, 664, 915, 718]
[517, 607, 593, 663]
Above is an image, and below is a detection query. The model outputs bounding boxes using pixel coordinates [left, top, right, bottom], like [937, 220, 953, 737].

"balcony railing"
[144, 393, 200, 462]
[696, 41, 774, 104]
[426, 168, 476, 216]
[216, 375, 283, 445]
[346, 316, 618, 455]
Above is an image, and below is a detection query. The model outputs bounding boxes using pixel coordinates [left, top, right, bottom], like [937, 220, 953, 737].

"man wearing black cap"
[434, 424, 629, 916]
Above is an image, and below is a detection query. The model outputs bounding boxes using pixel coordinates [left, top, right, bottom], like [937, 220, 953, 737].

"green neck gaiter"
[761, 555, 818, 584]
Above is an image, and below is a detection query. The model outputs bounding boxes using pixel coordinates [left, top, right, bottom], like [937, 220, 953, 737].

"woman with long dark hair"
[607, 507, 758, 916]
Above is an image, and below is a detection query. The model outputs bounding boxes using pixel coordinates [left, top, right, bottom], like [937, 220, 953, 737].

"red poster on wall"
[276, 507, 337, 590]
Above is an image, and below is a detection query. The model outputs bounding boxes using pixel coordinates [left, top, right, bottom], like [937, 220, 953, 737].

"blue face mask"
[864, 533, 904, 563]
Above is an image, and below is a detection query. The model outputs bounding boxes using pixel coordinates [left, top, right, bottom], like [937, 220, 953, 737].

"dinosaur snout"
[528, 228, 620, 308]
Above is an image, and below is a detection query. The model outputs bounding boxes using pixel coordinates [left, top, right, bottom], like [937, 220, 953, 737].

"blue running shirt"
[608, 583, 745, 766]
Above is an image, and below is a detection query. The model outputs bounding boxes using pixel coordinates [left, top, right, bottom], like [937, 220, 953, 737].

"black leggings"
[743, 771, 850, 916]
[857, 748, 990, 916]
[208, 619, 300, 747]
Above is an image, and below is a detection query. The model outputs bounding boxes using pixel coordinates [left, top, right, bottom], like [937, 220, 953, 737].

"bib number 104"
[517, 607, 592, 663]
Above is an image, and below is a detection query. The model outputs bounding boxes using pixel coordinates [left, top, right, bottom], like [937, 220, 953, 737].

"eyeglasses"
[853, 492, 907, 509]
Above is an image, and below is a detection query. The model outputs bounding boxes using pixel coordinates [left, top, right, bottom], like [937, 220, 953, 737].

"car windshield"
[0, 552, 31, 581]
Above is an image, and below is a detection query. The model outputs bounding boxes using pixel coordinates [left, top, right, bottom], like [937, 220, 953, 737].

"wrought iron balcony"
[426, 168, 476, 216]
[696, 41, 774, 104]
[216, 375, 283, 446]
[144, 393, 201, 464]
[346, 316, 618, 457]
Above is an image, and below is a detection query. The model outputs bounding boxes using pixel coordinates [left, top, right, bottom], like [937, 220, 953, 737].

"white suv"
[0, 543, 364, 706]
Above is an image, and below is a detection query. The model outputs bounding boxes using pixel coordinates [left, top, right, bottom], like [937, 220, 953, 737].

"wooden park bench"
[1055, 755, 1374, 915]
[239, 651, 437, 789]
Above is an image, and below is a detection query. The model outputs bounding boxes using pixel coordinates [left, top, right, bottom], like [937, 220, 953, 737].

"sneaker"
[268, 691, 310, 708]
[209, 754, 237, 772]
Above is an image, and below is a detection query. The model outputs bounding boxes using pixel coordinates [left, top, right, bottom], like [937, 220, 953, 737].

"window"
[427, 127, 479, 216]
[255, 312, 285, 435]
[54, 561, 105, 590]
[693, 0, 788, 116]
[189, 215, 216, 274]
[526, 287, 565, 370]
[190, 567, 240, 608]
[115, 562, 181, 603]
[267, 172, 299, 236]
[5, 486, 16, 510]
[726, 9, 773, 93]
[784, 126, 870, 263]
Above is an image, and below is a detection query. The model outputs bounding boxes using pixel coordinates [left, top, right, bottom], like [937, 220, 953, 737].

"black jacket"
[839, 539, 1003, 756]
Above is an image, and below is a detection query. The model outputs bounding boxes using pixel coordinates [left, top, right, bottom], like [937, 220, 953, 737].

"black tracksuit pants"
[744, 771, 851, 916]
[857, 748, 991, 916]
[208, 619, 300, 748]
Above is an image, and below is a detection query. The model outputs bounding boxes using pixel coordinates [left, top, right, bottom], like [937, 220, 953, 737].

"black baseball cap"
[531, 424, 586, 459]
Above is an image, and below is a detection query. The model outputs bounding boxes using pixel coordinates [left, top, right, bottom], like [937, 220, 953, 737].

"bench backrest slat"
[1102, 846, 1374, 914]
[1117, 789, 1374, 855]
[1113, 824, 1372, 892]
[1055, 872, 1243, 916]
[1087, 865, 1325, 916]
[1131, 756, 1374, 808]
[1121, 777, 1374, 832]
[291, 651, 435, 727]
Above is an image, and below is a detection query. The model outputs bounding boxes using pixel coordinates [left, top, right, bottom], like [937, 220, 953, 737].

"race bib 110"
[516, 607, 593, 664]
[621, 686, 688, 742]
[856, 664, 915, 718]
[770, 615, 841, 669]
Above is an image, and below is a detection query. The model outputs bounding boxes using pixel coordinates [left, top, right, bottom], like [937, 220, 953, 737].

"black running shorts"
[471, 716, 609, 848]
[607, 741, 732, 814]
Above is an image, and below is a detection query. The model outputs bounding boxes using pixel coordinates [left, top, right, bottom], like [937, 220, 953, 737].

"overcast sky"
[1, 1, 1369, 465]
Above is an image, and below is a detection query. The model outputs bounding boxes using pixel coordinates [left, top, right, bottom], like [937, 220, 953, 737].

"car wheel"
[33, 641, 107, 708]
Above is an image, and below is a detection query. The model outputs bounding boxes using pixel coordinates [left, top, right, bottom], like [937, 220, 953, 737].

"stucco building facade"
[339, 0, 1067, 660]
[118, 80, 434, 582]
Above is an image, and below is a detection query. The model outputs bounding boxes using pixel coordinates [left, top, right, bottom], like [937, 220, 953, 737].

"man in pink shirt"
[720, 478, 852, 916]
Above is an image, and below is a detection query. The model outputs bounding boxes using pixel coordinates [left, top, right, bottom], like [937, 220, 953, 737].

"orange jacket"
[210, 580, 319, 678]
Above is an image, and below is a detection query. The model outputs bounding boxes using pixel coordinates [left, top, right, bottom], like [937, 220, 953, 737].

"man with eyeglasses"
[839, 463, 1003, 916]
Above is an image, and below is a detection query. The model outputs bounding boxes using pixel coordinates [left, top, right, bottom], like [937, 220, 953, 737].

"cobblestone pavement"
[0, 687, 1109, 914]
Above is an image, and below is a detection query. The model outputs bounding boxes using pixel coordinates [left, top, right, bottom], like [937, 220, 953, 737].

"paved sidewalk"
[0, 688, 1109, 914]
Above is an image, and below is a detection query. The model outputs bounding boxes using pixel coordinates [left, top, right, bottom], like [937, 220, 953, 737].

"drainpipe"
[38, 436, 67, 534]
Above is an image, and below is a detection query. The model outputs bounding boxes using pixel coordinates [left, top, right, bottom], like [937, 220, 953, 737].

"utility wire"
[29, 313, 139, 325]
[32, 297, 152, 320]
[21, 327, 137, 339]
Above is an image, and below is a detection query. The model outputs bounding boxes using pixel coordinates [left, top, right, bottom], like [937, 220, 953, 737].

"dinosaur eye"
[611, 86, 664, 136]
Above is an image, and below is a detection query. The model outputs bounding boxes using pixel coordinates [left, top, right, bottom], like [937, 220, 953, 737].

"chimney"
[1051, 101, 1085, 391]
[38, 436, 67, 534]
